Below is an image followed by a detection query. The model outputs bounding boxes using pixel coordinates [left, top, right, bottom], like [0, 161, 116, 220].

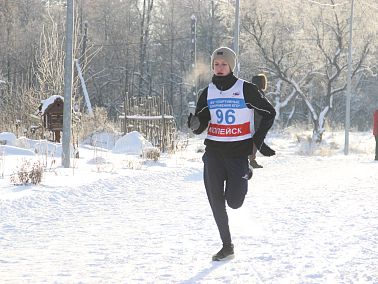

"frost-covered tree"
[242, 0, 376, 142]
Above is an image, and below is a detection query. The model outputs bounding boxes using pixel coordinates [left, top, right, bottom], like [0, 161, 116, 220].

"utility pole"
[62, 0, 74, 167]
[233, 0, 240, 76]
[344, 0, 355, 155]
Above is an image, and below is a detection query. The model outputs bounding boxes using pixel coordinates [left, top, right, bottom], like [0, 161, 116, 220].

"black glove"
[252, 133, 264, 150]
[187, 113, 200, 131]
[259, 143, 275, 157]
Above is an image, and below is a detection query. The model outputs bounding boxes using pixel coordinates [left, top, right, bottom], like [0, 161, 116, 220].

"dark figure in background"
[374, 110, 378, 161]
[249, 74, 269, 169]
[188, 47, 276, 261]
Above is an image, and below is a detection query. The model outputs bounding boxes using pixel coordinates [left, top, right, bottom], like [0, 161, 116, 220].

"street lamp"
[233, 0, 240, 76]
[191, 15, 197, 98]
[344, 0, 355, 155]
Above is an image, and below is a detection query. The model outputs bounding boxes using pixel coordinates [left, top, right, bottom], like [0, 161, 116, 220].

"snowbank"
[0, 145, 35, 156]
[112, 131, 153, 155]
[0, 132, 17, 146]
[82, 131, 120, 150]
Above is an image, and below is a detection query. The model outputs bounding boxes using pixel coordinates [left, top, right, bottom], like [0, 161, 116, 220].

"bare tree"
[0, 0, 44, 131]
[1, 0, 378, 136]
[243, 11, 314, 129]
[36, 17, 65, 100]
[243, 0, 374, 142]
[137, 0, 154, 97]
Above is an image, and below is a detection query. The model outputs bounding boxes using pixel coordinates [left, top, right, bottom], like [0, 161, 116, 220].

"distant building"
[38, 95, 64, 142]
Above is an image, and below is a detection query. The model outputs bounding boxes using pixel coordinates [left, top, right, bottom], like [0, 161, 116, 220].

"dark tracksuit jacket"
[194, 73, 276, 246]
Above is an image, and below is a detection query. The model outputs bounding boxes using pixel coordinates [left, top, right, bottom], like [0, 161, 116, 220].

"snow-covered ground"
[1, 130, 378, 283]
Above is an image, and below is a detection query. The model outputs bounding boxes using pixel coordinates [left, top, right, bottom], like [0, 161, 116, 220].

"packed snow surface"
[0, 130, 377, 283]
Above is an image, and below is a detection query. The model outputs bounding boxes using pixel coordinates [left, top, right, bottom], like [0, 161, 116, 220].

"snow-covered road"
[1, 134, 378, 283]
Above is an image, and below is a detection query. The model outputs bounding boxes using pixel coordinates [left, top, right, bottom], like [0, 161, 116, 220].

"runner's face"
[213, 59, 231, 76]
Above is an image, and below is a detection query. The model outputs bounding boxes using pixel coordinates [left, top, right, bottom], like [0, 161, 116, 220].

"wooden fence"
[120, 95, 177, 152]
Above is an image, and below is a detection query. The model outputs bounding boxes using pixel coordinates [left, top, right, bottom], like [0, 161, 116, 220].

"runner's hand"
[259, 143, 275, 157]
[187, 113, 200, 131]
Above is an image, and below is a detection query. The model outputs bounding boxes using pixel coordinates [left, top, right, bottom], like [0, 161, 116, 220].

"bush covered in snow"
[78, 107, 118, 143]
[10, 160, 43, 185]
[142, 147, 160, 161]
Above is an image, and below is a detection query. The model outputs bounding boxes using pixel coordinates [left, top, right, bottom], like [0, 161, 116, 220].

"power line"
[306, 0, 349, 7]
[91, 35, 231, 48]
